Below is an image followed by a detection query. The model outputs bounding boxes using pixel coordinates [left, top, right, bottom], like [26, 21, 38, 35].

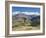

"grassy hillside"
[12, 14, 40, 31]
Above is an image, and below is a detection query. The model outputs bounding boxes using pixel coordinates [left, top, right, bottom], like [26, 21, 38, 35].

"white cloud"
[12, 11, 20, 15]
[12, 11, 40, 15]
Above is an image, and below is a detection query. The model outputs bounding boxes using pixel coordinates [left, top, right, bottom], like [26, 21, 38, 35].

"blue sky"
[12, 7, 40, 15]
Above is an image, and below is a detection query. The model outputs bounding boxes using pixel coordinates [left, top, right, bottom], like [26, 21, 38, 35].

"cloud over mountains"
[12, 11, 40, 16]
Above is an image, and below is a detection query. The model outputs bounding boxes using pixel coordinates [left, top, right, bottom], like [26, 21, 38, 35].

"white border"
[9, 4, 43, 34]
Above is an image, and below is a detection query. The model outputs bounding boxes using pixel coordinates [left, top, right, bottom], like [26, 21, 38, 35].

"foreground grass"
[12, 25, 40, 31]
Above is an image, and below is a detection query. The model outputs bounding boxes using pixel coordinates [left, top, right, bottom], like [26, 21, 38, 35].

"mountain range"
[12, 13, 40, 21]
